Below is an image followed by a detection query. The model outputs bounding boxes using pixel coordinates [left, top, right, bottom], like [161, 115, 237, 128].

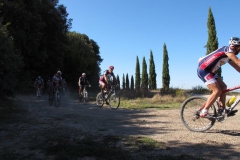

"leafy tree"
[0, 0, 72, 90]
[141, 57, 148, 89]
[122, 74, 125, 89]
[162, 43, 170, 91]
[64, 32, 101, 87]
[130, 75, 134, 90]
[126, 73, 129, 89]
[149, 50, 157, 89]
[206, 7, 220, 78]
[0, 14, 23, 98]
[135, 56, 140, 90]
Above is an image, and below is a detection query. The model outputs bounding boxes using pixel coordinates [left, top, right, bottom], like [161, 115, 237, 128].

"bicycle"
[49, 85, 61, 107]
[96, 84, 120, 109]
[36, 87, 41, 100]
[62, 86, 66, 95]
[79, 85, 90, 104]
[180, 85, 240, 132]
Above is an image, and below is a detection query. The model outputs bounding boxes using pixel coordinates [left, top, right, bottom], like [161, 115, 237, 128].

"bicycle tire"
[180, 96, 216, 132]
[96, 92, 104, 107]
[49, 97, 53, 106]
[78, 94, 82, 103]
[55, 93, 61, 107]
[37, 90, 40, 100]
[109, 93, 120, 110]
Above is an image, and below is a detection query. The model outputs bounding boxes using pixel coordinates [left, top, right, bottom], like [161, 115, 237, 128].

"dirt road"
[1, 93, 240, 159]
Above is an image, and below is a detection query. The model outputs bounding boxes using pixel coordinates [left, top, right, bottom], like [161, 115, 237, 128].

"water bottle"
[226, 96, 237, 107]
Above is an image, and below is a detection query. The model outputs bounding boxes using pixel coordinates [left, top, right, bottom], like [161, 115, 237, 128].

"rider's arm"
[103, 74, 108, 83]
[227, 52, 240, 72]
[78, 77, 81, 86]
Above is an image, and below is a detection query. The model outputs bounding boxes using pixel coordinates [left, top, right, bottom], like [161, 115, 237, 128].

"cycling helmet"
[82, 73, 86, 76]
[229, 37, 240, 46]
[109, 66, 114, 70]
[57, 71, 62, 75]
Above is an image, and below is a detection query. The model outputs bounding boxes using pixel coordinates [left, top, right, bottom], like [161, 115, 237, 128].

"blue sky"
[59, 0, 240, 89]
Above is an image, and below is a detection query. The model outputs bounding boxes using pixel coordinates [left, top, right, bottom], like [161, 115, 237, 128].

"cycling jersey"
[79, 76, 89, 85]
[99, 70, 115, 82]
[52, 74, 62, 86]
[35, 78, 43, 84]
[197, 46, 234, 85]
[47, 80, 51, 87]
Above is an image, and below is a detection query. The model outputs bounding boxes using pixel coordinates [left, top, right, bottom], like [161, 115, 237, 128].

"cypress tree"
[135, 56, 140, 90]
[122, 73, 125, 89]
[206, 7, 220, 78]
[130, 75, 134, 90]
[162, 43, 170, 91]
[149, 50, 157, 90]
[116, 75, 120, 89]
[126, 73, 129, 89]
[141, 57, 148, 89]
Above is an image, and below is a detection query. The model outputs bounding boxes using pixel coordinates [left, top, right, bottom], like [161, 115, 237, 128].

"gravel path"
[1, 94, 240, 159]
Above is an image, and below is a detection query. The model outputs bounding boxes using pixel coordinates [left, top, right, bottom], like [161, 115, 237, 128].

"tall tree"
[64, 32, 101, 87]
[130, 75, 134, 90]
[0, 0, 72, 89]
[122, 74, 125, 89]
[162, 43, 170, 90]
[206, 7, 220, 77]
[135, 56, 140, 90]
[126, 73, 129, 89]
[116, 75, 120, 89]
[141, 57, 148, 89]
[149, 50, 157, 90]
[0, 12, 23, 98]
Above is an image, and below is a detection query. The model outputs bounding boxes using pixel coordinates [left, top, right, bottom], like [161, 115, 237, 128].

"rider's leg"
[200, 82, 222, 117]
[216, 78, 227, 108]
[40, 86, 42, 95]
[79, 86, 83, 96]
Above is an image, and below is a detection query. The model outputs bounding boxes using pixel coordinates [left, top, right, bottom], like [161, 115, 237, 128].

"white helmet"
[229, 37, 240, 46]
[57, 71, 62, 75]
[82, 73, 86, 76]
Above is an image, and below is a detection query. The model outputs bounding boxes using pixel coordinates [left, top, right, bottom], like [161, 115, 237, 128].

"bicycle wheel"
[55, 93, 61, 107]
[109, 93, 120, 110]
[96, 92, 104, 107]
[78, 94, 82, 103]
[37, 90, 40, 100]
[49, 96, 53, 106]
[180, 96, 216, 132]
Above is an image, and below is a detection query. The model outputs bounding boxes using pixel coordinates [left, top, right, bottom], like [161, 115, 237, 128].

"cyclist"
[62, 79, 67, 91]
[46, 77, 52, 93]
[78, 73, 91, 97]
[34, 76, 44, 96]
[99, 66, 118, 103]
[49, 71, 63, 100]
[197, 37, 240, 117]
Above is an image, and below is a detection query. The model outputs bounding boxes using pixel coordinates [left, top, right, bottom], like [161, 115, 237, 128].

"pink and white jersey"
[198, 46, 234, 73]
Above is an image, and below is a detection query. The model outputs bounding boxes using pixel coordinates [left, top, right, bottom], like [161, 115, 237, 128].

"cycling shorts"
[197, 67, 218, 85]
[99, 80, 106, 86]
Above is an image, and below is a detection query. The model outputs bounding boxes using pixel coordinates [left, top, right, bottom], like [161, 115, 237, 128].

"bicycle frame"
[198, 85, 240, 117]
[96, 84, 120, 109]
[180, 85, 240, 132]
[79, 85, 89, 103]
